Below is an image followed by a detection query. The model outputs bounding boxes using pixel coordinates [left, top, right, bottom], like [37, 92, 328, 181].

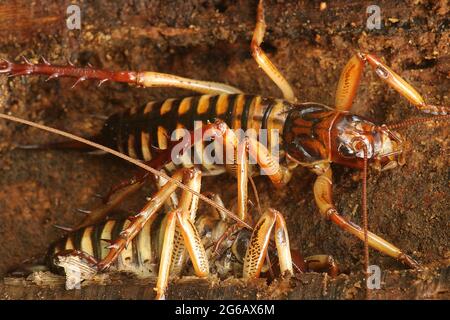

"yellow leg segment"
[251, 0, 296, 102]
[313, 166, 421, 269]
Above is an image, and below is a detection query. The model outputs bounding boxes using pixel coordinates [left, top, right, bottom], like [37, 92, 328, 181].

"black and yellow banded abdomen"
[99, 94, 292, 172]
[48, 218, 160, 276]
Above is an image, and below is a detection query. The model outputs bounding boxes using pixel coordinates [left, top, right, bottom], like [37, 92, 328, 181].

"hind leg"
[0, 57, 242, 94]
[243, 209, 293, 278]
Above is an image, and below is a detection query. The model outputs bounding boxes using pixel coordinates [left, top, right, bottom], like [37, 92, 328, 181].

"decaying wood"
[1, 266, 448, 300]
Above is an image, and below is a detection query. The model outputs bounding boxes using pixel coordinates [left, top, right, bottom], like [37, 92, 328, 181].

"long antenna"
[0, 112, 252, 230]
[362, 146, 370, 300]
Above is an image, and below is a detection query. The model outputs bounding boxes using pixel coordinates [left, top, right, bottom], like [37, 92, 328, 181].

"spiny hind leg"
[155, 209, 210, 300]
[243, 208, 293, 278]
[251, 0, 296, 102]
[313, 166, 420, 269]
[56, 167, 207, 299]
[155, 169, 209, 300]
[96, 168, 188, 271]
[66, 121, 223, 231]
[0, 57, 242, 95]
[168, 166, 202, 276]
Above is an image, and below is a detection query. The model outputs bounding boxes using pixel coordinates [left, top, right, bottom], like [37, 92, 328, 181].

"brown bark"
[1, 266, 448, 300]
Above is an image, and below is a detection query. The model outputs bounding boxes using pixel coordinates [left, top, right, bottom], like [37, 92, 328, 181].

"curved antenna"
[0, 112, 252, 230]
[361, 145, 370, 300]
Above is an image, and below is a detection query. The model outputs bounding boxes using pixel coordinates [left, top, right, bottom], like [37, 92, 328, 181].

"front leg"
[313, 166, 420, 269]
[334, 52, 448, 115]
[361, 53, 448, 115]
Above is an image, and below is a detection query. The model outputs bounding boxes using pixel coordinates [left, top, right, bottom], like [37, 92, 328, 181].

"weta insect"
[0, 0, 448, 299]
[2, 113, 339, 299]
[47, 208, 338, 292]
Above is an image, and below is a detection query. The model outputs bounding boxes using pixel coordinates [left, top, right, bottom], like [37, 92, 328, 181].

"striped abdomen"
[49, 218, 162, 276]
[99, 94, 292, 173]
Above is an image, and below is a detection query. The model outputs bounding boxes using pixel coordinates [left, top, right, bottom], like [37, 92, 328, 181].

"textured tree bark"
[1, 266, 448, 300]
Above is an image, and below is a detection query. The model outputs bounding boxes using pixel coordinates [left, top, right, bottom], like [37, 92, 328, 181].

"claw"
[399, 253, 422, 270]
